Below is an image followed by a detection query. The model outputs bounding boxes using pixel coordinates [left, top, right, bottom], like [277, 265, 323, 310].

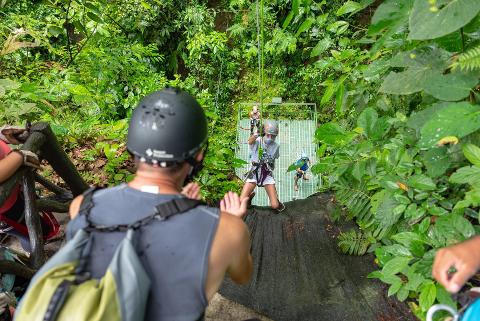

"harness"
[246, 140, 275, 187]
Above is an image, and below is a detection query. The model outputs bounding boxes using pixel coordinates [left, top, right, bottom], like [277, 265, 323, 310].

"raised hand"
[0, 125, 29, 145]
[220, 191, 249, 219]
[181, 182, 201, 200]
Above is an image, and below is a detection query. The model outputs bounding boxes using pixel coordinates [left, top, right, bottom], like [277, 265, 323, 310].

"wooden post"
[24, 122, 88, 196]
[22, 171, 45, 269]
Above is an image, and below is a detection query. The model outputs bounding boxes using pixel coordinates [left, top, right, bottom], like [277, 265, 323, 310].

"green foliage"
[452, 45, 480, 71]
[337, 229, 371, 256]
[408, 0, 480, 40]
[307, 0, 480, 317]
[3, 0, 480, 317]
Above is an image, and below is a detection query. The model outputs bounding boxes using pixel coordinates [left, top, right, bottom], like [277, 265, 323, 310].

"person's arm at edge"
[218, 191, 253, 284]
[432, 235, 480, 293]
[221, 212, 253, 284]
[69, 195, 83, 219]
[0, 152, 23, 183]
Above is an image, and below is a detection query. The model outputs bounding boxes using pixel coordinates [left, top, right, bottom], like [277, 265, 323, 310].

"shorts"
[246, 175, 276, 185]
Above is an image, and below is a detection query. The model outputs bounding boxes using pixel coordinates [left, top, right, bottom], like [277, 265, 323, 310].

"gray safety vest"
[66, 184, 219, 321]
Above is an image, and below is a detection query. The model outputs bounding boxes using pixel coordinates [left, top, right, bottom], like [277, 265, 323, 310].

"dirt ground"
[205, 293, 273, 321]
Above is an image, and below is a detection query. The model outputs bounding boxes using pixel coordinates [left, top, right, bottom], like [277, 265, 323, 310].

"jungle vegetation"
[1, 0, 480, 319]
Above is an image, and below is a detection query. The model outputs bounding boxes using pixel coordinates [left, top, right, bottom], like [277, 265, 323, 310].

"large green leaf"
[282, 0, 300, 29]
[370, 116, 390, 141]
[436, 284, 456, 309]
[368, 0, 414, 53]
[375, 192, 402, 227]
[419, 102, 480, 148]
[335, 82, 346, 116]
[408, 174, 436, 191]
[371, 0, 413, 25]
[380, 69, 435, 95]
[0, 78, 20, 90]
[419, 281, 436, 311]
[336, 1, 363, 16]
[295, 17, 315, 37]
[321, 81, 337, 105]
[382, 256, 411, 276]
[362, 58, 390, 79]
[407, 102, 450, 131]
[422, 147, 451, 178]
[357, 107, 378, 137]
[423, 72, 478, 101]
[389, 47, 450, 70]
[463, 144, 480, 167]
[449, 166, 480, 185]
[310, 36, 332, 58]
[433, 214, 476, 244]
[409, 0, 480, 40]
[380, 47, 452, 95]
[315, 123, 356, 146]
[327, 21, 349, 35]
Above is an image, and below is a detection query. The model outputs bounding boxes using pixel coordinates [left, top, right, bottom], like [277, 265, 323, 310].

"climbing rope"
[214, 18, 228, 115]
[255, 0, 265, 125]
[214, 56, 224, 115]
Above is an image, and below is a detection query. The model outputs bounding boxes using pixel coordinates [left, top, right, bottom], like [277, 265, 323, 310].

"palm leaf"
[333, 178, 373, 223]
[451, 45, 480, 71]
[337, 229, 371, 256]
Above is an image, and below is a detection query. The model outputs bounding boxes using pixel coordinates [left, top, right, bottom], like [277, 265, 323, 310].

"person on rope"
[293, 152, 311, 192]
[0, 125, 60, 249]
[241, 120, 284, 211]
[249, 105, 261, 135]
[62, 88, 253, 320]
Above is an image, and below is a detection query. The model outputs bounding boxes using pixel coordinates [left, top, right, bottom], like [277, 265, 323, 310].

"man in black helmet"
[66, 88, 253, 320]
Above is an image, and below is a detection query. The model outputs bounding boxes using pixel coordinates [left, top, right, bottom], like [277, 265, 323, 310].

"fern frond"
[337, 229, 371, 256]
[451, 45, 480, 71]
[334, 179, 373, 224]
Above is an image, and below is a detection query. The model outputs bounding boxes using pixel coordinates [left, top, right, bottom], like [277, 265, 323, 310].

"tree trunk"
[25, 122, 88, 196]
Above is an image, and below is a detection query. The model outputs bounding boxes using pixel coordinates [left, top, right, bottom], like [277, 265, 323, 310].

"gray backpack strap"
[154, 198, 203, 219]
[77, 186, 102, 226]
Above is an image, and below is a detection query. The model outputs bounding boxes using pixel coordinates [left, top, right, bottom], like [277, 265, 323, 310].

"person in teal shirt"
[294, 153, 310, 192]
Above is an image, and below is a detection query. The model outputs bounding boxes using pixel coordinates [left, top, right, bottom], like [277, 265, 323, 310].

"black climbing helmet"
[127, 87, 208, 166]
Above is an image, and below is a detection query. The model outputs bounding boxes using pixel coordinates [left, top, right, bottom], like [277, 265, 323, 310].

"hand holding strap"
[9, 149, 40, 169]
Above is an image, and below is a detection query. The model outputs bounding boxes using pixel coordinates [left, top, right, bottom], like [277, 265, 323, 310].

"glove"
[10, 149, 40, 169]
[0, 125, 29, 145]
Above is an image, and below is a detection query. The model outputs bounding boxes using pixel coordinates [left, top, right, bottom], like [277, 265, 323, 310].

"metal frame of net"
[235, 102, 320, 206]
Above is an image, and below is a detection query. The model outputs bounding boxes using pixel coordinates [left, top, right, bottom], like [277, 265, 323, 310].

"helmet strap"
[183, 142, 208, 185]
[184, 157, 204, 185]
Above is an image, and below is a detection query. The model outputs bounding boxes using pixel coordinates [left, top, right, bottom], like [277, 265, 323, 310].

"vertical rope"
[255, 0, 264, 125]
[260, 0, 264, 118]
[214, 17, 229, 115]
[214, 57, 224, 115]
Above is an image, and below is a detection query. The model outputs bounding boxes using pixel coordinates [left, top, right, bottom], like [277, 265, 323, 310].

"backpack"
[14, 187, 202, 321]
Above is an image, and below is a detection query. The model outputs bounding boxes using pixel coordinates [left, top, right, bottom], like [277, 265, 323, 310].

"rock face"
[220, 193, 416, 321]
